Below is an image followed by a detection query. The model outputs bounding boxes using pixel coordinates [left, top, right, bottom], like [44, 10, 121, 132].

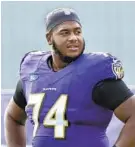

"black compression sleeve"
[92, 79, 134, 111]
[13, 80, 27, 110]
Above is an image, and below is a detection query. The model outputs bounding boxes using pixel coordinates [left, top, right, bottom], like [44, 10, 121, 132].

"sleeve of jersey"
[92, 79, 134, 111]
[13, 80, 27, 110]
[98, 54, 124, 81]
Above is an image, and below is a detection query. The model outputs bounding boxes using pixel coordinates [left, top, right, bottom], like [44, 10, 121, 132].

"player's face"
[47, 21, 85, 63]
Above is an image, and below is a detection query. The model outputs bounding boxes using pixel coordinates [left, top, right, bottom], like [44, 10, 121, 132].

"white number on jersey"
[27, 93, 68, 138]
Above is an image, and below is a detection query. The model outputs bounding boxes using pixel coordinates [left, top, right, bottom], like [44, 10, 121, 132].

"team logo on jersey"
[29, 73, 39, 81]
[112, 59, 124, 79]
[43, 87, 57, 91]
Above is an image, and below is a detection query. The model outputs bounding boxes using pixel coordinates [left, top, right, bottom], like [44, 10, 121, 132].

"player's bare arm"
[4, 98, 27, 147]
[114, 95, 135, 147]
[92, 55, 134, 147]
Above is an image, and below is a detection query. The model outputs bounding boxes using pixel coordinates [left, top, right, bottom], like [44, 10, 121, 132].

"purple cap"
[45, 8, 81, 32]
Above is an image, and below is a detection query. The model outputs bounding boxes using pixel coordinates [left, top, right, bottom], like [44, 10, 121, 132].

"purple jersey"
[20, 51, 124, 147]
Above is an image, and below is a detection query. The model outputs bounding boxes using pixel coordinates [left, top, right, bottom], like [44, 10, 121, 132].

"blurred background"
[1, 1, 135, 147]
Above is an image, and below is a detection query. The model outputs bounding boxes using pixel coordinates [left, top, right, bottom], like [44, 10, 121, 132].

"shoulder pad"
[90, 52, 124, 80]
[90, 52, 112, 58]
[19, 50, 50, 76]
[20, 50, 49, 66]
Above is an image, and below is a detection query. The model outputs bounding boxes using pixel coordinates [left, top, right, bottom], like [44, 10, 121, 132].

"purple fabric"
[1, 88, 135, 146]
[20, 53, 115, 147]
[2, 52, 135, 146]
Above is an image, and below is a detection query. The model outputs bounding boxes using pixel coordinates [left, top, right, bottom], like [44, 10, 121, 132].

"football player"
[4, 8, 135, 147]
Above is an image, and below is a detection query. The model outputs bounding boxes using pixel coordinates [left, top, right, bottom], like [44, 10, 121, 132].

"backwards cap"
[45, 8, 81, 32]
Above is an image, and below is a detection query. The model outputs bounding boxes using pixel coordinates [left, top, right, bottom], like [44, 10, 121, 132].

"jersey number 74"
[27, 93, 69, 139]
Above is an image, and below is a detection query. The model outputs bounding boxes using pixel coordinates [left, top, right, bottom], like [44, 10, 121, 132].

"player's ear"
[46, 32, 52, 45]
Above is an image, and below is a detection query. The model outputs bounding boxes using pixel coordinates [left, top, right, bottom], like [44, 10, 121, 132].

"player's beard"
[52, 39, 85, 63]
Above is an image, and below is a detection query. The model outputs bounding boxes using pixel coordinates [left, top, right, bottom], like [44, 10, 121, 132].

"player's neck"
[51, 54, 69, 71]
